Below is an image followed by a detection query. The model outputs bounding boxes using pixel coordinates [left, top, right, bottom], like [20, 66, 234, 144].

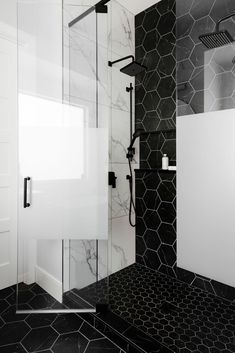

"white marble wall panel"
[111, 216, 136, 273]
[108, 1, 137, 274]
[110, 0, 135, 58]
[64, 0, 137, 286]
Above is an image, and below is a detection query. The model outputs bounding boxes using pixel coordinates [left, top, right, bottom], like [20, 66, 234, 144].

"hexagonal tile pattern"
[0, 284, 125, 353]
[135, 0, 176, 170]
[104, 263, 235, 353]
[136, 170, 176, 272]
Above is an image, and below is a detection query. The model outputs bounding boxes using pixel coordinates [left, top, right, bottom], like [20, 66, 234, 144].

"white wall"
[177, 109, 235, 288]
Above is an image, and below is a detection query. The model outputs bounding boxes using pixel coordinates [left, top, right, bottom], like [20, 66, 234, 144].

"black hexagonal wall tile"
[136, 45, 146, 63]
[135, 11, 145, 27]
[161, 139, 176, 160]
[143, 9, 160, 32]
[145, 71, 161, 91]
[135, 26, 146, 47]
[158, 12, 175, 36]
[158, 33, 175, 56]
[136, 236, 147, 256]
[157, 202, 175, 223]
[135, 84, 145, 104]
[136, 217, 146, 237]
[144, 230, 161, 251]
[136, 198, 146, 217]
[143, 190, 161, 210]
[143, 91, 160, 111]
[144, 250, 161, 270]
[148, 150, 163, 168]
[157, 181, 175, 202]
[144, 210, 161, 230]
[135, 104, 145, 122]
[143, 172, 161, 190]
[157, 76, 175, 98]
[142, 112, 160, 131]
[157, 97, 176, 119]
[158, 244, 176, 267]
[158, 55, 175, 76]
[143, 30, 159, 52]
[158, 223, 176, 245]
[143, 50, 160, 71]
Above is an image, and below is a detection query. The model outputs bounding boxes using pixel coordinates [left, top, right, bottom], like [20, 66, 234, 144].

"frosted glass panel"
[177, 108, 235, 288]
[18, 99, 108, 240]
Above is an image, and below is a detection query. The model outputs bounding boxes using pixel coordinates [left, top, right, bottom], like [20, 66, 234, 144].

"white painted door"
[0, 1, 17, 290]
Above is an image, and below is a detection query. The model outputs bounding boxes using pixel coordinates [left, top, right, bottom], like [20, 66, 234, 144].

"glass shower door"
[17, 1, 110, 313]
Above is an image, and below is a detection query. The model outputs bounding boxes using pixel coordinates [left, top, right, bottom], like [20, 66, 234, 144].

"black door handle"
[109, 172, 117, 188]
[24, 177, 31, 208]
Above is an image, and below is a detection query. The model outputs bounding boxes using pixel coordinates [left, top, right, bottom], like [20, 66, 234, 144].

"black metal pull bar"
[23, 177, 31, 208]
[109, 172, 117, 188]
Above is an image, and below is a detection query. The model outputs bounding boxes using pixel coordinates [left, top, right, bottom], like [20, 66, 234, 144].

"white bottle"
[162, 154, 169, 170]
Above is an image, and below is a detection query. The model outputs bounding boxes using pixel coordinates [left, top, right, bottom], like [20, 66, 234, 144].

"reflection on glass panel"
[176, 0, 235, 117]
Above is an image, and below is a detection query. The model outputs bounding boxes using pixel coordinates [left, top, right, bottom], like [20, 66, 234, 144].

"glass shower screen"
[17, 1, 110, 312]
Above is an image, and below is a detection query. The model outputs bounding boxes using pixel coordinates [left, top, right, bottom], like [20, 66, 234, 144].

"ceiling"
[117, 0, 161, 14]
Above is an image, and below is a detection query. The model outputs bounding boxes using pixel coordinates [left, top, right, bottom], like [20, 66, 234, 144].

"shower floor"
[78, 263, 235, 353]
[0, 265, 235, 353]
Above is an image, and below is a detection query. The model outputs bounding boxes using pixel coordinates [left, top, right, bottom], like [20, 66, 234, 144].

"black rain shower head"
[120, 61, 146, 76]
[199, 30, 234, 49]
[108, 55, 147, 77]
[199, 13, 235, 49]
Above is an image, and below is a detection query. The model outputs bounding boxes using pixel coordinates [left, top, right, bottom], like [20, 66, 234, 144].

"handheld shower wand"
[126, 129, 144, 227]
[126, 129, 145, 160]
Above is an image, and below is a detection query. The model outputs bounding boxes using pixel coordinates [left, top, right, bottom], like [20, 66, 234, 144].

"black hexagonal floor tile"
[52, 332, 88, 353]
[79, 322, 103, 340]
[0, 343, 27, 353]
[0, 322, 30, 346]
[26, 313, 56, 328]
[52, 314, 83, 334]
[1, 305, 28, 323]
[22, 326, 58, 352]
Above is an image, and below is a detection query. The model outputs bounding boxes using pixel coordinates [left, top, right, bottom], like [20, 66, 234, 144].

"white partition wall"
[177, 109, 235, 288]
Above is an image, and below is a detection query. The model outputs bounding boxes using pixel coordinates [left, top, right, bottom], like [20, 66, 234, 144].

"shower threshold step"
[88, 310, 174, 353]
